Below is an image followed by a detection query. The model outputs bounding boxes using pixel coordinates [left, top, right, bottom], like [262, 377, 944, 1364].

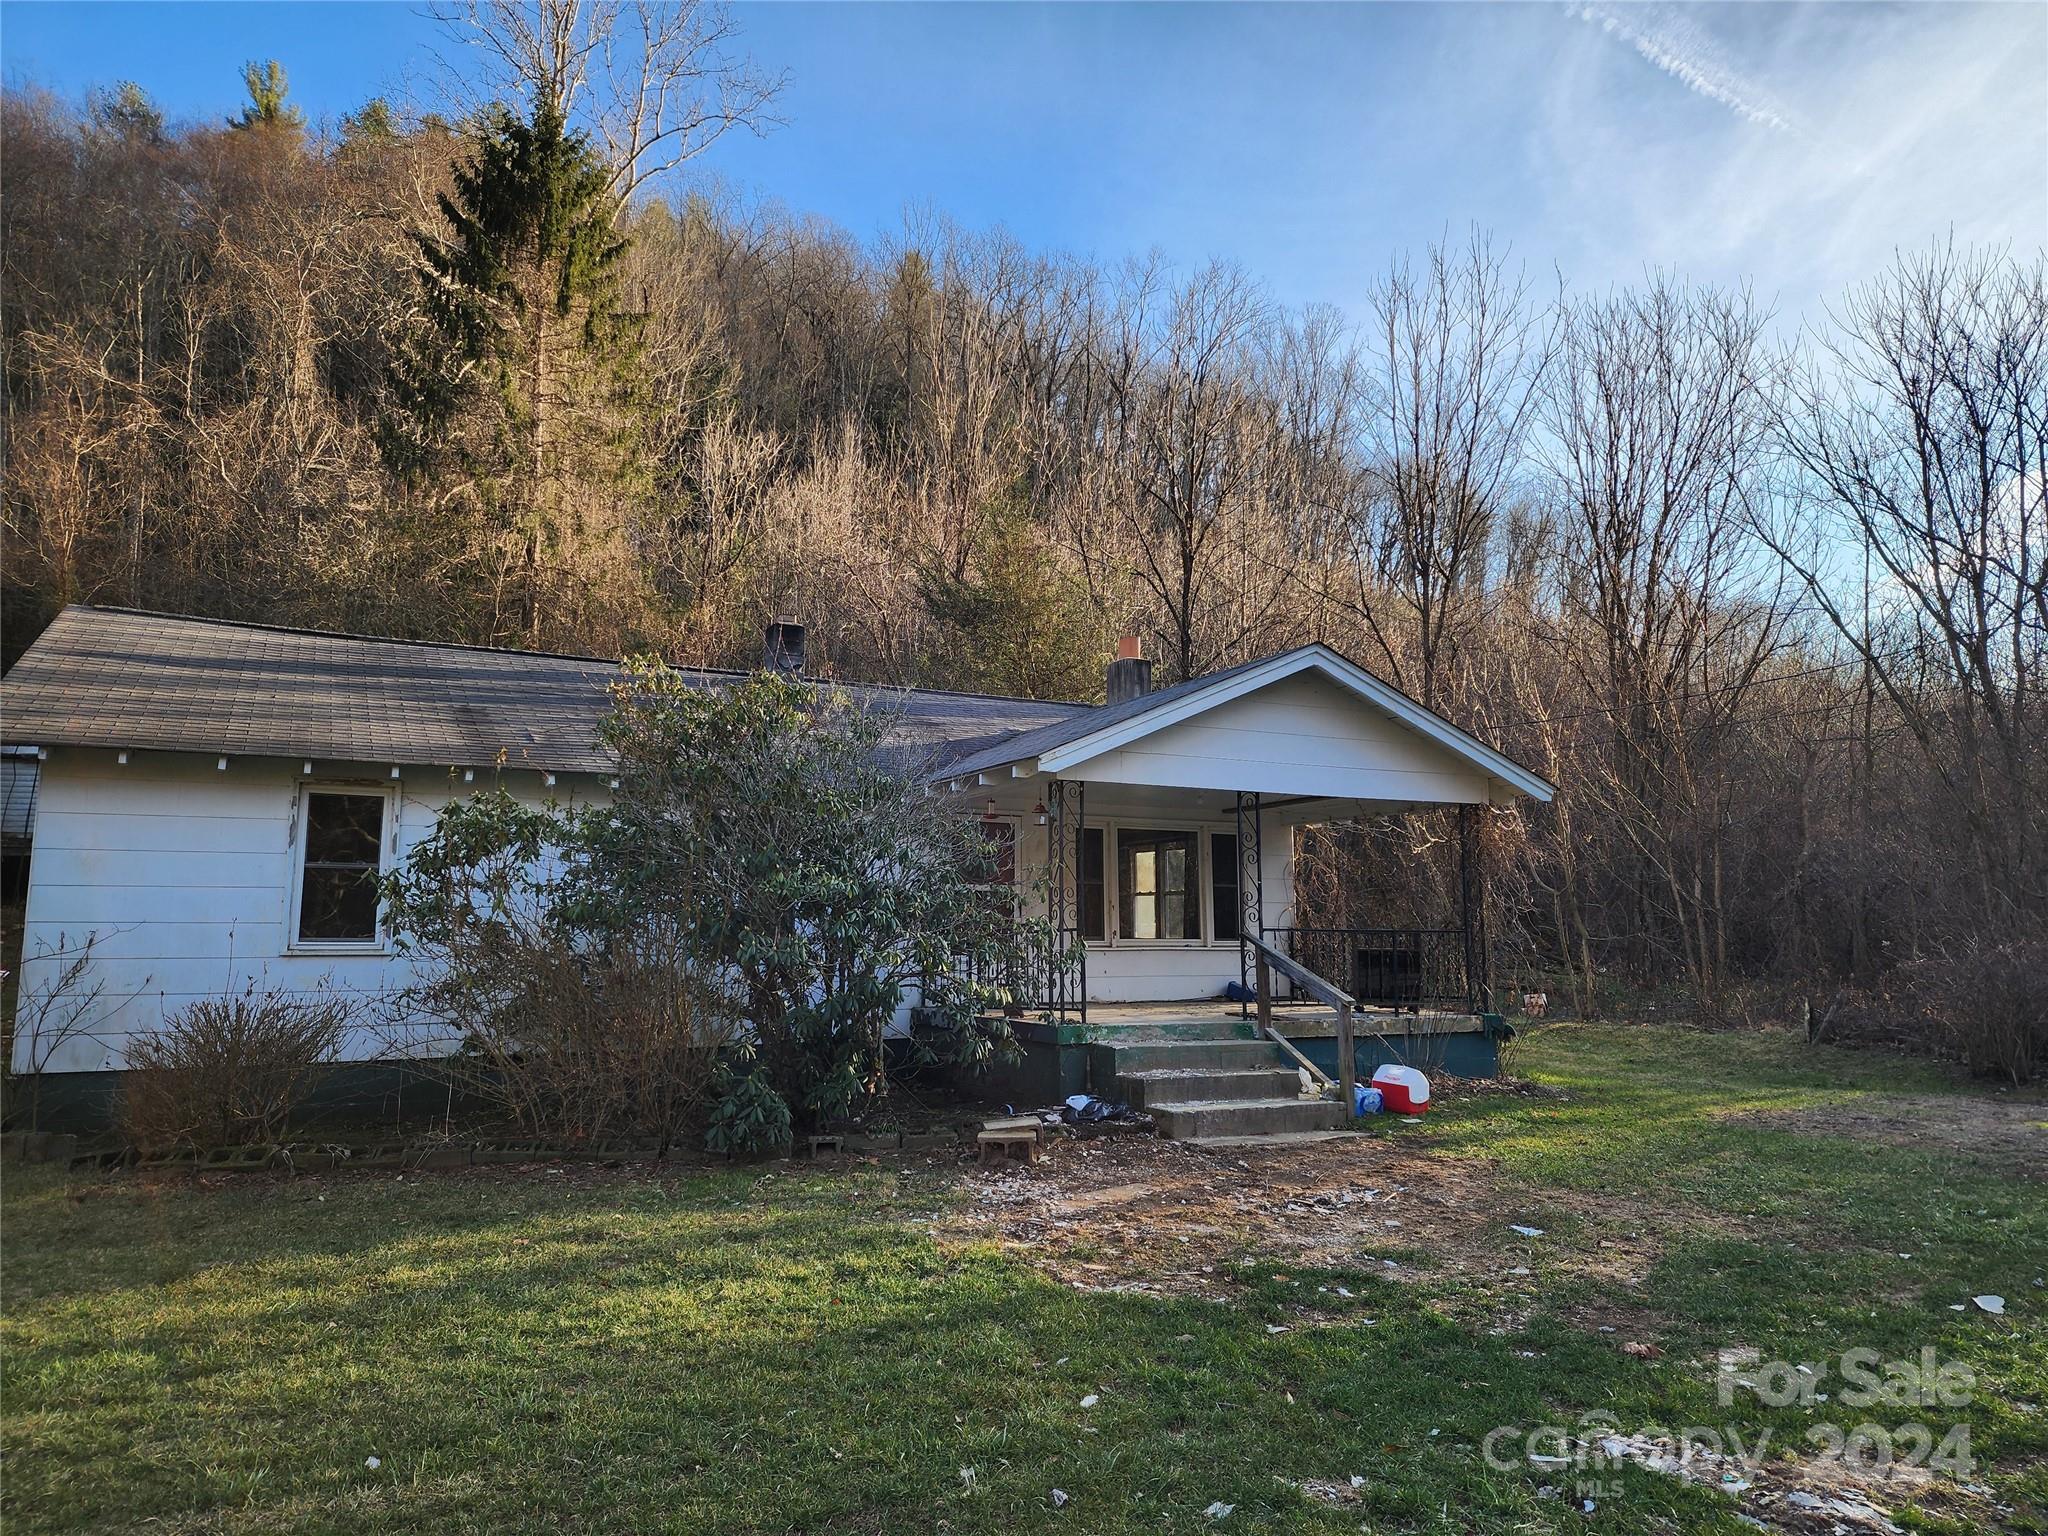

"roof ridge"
[52, 606, 1096, 709]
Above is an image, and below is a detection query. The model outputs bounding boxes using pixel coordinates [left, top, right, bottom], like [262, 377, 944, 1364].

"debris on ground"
[1538, 1429, 2008, 1535]
[1061, 1094, 1137, 1125]
[1202, 1501, 1234, 1519]
[1973, 1294, 2006, 1315]
[1284, 1475, 1363, 1506]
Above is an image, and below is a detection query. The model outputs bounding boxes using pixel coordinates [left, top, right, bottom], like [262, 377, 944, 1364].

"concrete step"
[1148, 1096, 1348, 1140]
[1089, 1039, 1291, 1077]
[1117, 1066, 1304, 1110]
[1184, 1129, 1365, 1149]
[1081, 1017, 1256, 1044]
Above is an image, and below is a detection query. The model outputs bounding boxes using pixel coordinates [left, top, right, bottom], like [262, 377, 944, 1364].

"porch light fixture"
[117, 751, 129, 765]
[463, 768, 475, 783]
[984, 799, 997, 816]
[216, 756, 228, 771]
[543, 772, 557, 788]
[1033, 800, 1048, 825]
[390, 766, 401, 779]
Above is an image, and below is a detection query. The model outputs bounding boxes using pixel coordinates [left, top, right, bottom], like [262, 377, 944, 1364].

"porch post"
[1046, 778, 1069, 1024]
[1071, 780, 1088, 1027]
[1235, 792, 1264, 1019]
[1458, 804, 1486, 1014]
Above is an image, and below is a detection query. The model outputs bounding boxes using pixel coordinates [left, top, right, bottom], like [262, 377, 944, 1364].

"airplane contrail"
[1567, 2, 1800, 133]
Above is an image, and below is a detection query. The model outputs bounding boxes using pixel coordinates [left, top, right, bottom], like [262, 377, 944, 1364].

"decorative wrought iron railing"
[1262, 925, 1475, 1012]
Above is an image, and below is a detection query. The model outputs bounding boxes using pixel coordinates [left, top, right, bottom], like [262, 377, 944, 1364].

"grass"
[4, 1024, 2044, 1534]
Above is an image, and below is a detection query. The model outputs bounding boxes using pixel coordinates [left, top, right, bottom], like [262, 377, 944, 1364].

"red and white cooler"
[1371, 1064, 1431, 1116]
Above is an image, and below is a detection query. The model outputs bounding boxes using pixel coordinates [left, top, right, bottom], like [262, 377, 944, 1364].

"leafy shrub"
[384, 791, 733, 1153]
[703, 1067, 792, 1158]
[122, 986, 348, 1153]
[389, 670, 1037, 1148]
[595, 664, 1036, 1131]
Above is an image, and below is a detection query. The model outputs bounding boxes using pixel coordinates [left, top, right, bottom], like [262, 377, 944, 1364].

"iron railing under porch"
[1262, 926, 1476, 1013]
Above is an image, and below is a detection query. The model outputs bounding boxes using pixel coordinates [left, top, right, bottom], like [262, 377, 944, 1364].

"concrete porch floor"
[1078, 999, 1484, 1039]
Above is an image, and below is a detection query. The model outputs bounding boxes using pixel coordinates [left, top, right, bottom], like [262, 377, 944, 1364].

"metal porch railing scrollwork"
[1044, 777, 1087, 1027]
[1261, 926, 1475, 1013]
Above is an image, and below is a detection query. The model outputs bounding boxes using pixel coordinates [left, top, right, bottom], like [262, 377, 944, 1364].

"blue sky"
[4, 2, 2043, 326]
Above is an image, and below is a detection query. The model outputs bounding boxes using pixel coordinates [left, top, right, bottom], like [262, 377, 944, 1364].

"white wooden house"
[3, 607, 1552, 1133]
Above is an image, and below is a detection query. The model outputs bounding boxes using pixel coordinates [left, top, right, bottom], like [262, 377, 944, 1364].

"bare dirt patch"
[936, 1131, 2017, 1534]
[1719, 1091, 2048, 1179]
[936, 1126, 1711, 1344]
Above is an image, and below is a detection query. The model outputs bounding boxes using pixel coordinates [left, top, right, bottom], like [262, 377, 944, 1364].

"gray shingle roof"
[1, 607, 1089, 776]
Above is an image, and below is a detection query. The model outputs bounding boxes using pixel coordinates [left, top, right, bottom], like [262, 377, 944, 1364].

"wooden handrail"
[1249, 935, 1357, 1121]
[1247, 933, 1354, 1011]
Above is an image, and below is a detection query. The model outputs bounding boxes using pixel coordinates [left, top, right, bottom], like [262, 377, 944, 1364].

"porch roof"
[931, 643, 1555, 804]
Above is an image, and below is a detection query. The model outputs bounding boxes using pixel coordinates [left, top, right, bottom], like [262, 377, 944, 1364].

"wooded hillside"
[2, 31, 2041, 1074]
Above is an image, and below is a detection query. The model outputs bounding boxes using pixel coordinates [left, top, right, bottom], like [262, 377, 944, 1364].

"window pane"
[300, 866, 380, 941]
[1212, 833, 1240, 941]
[1116, 829, 1198, 940]
[305, 793, 384, 865]
[977, 820, 1017, 886]
[299, 792, 384, 942]
[1079, 827, 1106, 941]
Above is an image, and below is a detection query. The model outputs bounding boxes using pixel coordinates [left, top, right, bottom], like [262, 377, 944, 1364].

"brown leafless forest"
[2, 41, 2042, 1076]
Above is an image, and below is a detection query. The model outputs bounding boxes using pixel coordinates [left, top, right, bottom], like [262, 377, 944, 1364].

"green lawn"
[4, 1024, 2044, 1534]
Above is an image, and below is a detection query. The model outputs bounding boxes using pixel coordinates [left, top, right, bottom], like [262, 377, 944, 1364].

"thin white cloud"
[1566, 2, 1799, 132]
[1528, 2, 2046, 320]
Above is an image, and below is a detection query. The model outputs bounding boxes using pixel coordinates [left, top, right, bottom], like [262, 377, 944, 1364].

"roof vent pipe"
[1106, 634, 1152, 706]
[764, 618, 806, 675]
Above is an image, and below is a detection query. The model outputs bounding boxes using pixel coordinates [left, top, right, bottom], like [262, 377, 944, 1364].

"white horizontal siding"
[31, 809, 291, 854]
[1070, 673, 1492, 803]
[11, 749, 577, 1074]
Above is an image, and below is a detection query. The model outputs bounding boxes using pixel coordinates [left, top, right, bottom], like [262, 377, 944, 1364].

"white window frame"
[288, 782, 396, 955]
[1086, 818, 1241, 950]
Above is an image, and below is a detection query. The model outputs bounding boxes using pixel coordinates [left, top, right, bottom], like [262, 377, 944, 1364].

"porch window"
[976, 818, 1017, 886]
[1079, 827, 1106, 941]
[1211, 832, 1240, 942]
[295, 789, 388, 945]
[1116, 828, 1199, 940]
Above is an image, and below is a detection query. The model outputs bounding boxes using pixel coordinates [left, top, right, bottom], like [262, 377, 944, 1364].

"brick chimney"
[763, 618, 806, 674]
[1106, 634, 1152, 705]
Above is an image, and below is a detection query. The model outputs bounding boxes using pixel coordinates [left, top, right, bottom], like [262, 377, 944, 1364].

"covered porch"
[921, 644, 1554, 1122]
[955, 775, 1496, 1029]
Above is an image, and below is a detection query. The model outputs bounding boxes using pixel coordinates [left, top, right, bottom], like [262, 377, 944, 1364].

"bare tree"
[1346, 232, 1548, 708]
[1767, 242, 2047, 932]
[1538, 277, 1788, 996]
[428, 0, 783, 202]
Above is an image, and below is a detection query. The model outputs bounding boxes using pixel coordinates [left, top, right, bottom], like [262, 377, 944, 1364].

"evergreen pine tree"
[231, 61, 304, 132]
[383, 105, 650, 647]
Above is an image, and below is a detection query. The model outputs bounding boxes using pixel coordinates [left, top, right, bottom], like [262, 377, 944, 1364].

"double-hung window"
[294, 789, 390, 946]
[1115, 827, 1200, 941]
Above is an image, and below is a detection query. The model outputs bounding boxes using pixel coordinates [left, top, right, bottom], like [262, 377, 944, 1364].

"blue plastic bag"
[1352, 1085, 1384, 1116]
